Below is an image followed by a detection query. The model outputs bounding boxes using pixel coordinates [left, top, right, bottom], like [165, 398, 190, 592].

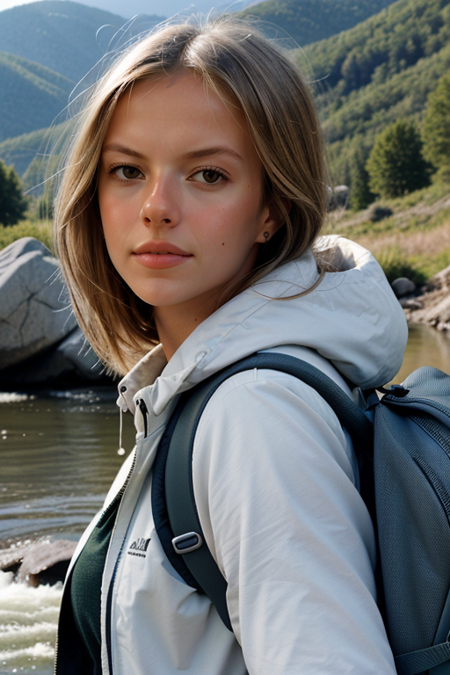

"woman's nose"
[139, 179, 179, 227]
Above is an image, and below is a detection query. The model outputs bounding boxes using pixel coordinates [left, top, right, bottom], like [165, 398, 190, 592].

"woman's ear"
[255, 198, 291, 243]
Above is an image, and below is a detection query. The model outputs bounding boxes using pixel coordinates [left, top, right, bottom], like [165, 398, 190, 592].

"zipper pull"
[137, 398, 149, 437]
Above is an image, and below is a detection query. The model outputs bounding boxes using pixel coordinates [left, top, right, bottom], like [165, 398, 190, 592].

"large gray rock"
[0, 326, 108, 385]
[0, 237, 77, 371]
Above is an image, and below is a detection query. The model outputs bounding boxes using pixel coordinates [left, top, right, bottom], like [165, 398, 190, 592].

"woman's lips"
[133, 242, 193, 269]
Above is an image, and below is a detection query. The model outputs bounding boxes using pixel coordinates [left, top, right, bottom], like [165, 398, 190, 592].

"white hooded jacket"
[56, 236, 408, 675]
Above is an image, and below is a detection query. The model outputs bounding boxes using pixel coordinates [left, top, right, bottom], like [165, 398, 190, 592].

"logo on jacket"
[127, 537, 151, 558]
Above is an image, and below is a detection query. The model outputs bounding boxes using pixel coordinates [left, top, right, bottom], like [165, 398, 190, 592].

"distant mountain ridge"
[0, 0, 164, 145]
[0, 1, 164, 83]
[241, 0, 398, 47]
[0, 51, 73, 142]
[1, 0, 403, 149]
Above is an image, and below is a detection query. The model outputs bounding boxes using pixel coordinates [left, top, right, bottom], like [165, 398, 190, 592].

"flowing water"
[0, 323, 449, 674]
[0, 387, 136, 674]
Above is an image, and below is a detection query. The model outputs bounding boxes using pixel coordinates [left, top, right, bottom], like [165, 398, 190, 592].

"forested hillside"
[300, 0, 450, 183]
[2, 0, 450, 194]
[241, 0, 397, 46]
[0, 1, 163, 83]
[0, 52, 73, 142]
[0, 123, 70, 185]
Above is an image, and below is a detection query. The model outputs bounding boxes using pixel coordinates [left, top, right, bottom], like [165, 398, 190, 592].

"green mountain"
[0, 0, 163, 83]
[0, 125, 62, 179]
[298, 0, 450, 183]
[2, 0, 449, 192]
[241, 0, 397, 46]
[0, 0, 164, 152]
[0, 52, 74, 143]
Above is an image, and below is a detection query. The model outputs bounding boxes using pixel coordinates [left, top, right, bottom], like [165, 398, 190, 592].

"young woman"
[54, 18, 408, 674]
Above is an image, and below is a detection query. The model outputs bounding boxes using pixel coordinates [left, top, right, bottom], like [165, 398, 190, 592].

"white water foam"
[0, 394, 34, 404]
[0, 572, 61, 673]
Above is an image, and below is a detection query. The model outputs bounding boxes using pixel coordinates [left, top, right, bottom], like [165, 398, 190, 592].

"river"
[0, 323, 448, 674]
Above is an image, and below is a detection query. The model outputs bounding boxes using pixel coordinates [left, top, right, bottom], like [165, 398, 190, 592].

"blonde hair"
[54, 18, 327, 375]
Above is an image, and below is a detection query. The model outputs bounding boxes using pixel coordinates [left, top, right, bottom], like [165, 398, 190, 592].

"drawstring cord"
[118, 385, 127, 456]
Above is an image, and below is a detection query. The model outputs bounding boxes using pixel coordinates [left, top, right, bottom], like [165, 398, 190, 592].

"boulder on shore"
[0, 238, 77, 371]
[403, 264, 450, 331]
[0, 237, 112, 386]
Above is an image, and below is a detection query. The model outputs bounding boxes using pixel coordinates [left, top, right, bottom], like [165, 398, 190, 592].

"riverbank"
[325, 182, 450, 285]
[399, 265, 450, 332]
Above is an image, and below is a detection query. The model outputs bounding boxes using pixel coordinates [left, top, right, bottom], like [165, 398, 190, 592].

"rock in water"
[0, 238, 77, 370]
[0, 539, 77, 586]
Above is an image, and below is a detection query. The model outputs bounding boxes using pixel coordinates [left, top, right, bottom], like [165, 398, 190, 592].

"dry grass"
[325, 185, 450, 283]
[356, 221, 450, 259]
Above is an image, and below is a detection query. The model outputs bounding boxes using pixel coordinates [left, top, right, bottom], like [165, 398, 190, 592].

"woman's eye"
[113, 166, 143, 180]
[192, 169, 226, 185]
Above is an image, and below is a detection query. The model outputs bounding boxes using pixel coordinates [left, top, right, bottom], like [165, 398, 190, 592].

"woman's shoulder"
[192, 344, 358, 483]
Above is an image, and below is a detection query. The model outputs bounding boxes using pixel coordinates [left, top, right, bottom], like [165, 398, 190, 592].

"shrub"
[0, 221, 53, 252]
[376, 247, 427, 285]
[367, 204, 394, 222]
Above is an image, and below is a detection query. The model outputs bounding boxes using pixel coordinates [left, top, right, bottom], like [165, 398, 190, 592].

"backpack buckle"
[172, 532, 203, 554]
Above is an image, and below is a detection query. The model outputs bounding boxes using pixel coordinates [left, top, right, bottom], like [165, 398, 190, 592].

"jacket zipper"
[137, 398, 149, 437]
[106, 399, 148, 674]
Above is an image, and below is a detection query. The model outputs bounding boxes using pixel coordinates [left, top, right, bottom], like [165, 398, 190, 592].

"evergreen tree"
[0, 159, 28, 226]
[349, 149, 375, 211]
[366, 120, 430, 199]
[422, 72, 450, 178]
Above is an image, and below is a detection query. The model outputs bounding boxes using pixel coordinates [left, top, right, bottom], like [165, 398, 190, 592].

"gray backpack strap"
[395, 642, 450, 675]
[163, 352, 372, 632]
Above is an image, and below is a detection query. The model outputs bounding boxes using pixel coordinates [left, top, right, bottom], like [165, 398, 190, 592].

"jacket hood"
[118, 235, 408, 415]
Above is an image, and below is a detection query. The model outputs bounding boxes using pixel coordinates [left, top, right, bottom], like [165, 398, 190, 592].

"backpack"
[150, 351, 450, 675]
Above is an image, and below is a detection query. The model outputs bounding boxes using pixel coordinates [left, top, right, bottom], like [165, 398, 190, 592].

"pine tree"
[366, 120, 430, 199]
[0, 160, 28, 226]
[423, 72, 450, 179]
[349, 150, 375, 211]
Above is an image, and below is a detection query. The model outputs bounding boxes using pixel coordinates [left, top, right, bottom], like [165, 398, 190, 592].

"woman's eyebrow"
[101, 143, 243, 162]
[182, 147, 243, 162]
[102, 143, 145, 159]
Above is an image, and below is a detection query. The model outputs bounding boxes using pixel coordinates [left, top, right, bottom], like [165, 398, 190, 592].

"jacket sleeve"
[192, 368, 397, 675]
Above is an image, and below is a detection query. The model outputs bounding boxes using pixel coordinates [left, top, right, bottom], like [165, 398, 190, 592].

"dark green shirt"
[70, 498, 120, 673]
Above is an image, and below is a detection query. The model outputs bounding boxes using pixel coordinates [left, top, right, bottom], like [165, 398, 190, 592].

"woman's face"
[98, 72, 277, 328]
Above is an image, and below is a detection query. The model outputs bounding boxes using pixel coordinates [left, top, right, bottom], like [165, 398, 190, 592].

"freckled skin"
[98, 73, 278, 356]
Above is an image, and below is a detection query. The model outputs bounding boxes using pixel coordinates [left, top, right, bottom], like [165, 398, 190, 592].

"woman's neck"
[154, 296, 217, 361]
